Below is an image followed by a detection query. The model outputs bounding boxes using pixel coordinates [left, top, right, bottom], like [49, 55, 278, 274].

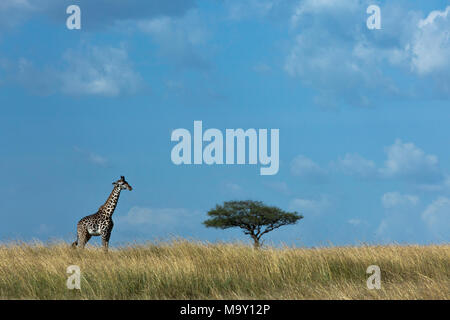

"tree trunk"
[251, 235, 261, 249]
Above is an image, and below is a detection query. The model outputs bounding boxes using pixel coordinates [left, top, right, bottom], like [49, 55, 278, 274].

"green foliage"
[204, 200, 303, 247]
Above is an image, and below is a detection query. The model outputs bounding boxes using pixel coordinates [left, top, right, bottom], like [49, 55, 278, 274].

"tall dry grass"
[0, 240, 448, 299]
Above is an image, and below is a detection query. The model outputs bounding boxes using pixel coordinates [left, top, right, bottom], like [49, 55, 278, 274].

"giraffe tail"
[71, 237, 78, 249]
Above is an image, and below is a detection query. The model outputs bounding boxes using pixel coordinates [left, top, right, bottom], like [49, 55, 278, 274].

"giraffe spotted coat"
[72, 176, 132, 251]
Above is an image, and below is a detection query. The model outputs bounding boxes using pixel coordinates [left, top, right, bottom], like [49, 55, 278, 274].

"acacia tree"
[203, 200, 303, 248]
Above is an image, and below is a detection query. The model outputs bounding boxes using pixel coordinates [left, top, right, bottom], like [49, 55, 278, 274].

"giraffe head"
[113, 176, 133, 191]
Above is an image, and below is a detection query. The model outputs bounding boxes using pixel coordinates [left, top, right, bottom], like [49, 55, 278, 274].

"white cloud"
[285, 3, 450, 107]
[285, 0, 387, 108]
[60, 45, 143, 97]
[0, 0, 196, 30]
[225, 0, 276, 21]
[4, 45, 143, 96]
[224, 182, 243, 193]
[0, 0, 32, 9]
[290, 155, 328, 183]
[289, 195, 331, 216]
[421, 197, 450, 239]
[139, 14, 206, 46]
[0, 0, 35, 28]
[411, 6, 450, 76]
[74, 146, 108, 167]
[36, 223, 51, 235]
[118, 207, 185, 226]
[379, 139, 443, 185]
[116, 206, 201, 236]
[263, 181, 290, 195]
[4, 57, 56, 95]
[377, 195, 449, 242]
[297, 139, 447, 189]
[375, 207, 420, 243]
[347, 219, 362, 226]
[419, 6, 450, 27]
[88, 153, 108, 166]
[297, 138, 449, 190]
[381, 192, 419, 209]
[252, 63, 272, 73]
[290, 0, 360, 28]
[137, 10, 210, 70]
[333, 153, 377, 178]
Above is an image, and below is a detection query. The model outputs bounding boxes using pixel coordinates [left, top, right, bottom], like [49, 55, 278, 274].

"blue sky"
[0, 0, 449, 247]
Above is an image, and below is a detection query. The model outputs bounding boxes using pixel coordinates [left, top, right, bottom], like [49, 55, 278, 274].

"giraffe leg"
[78, 227, 91, 249]
[72, 223, 82, 249]
[101, 231, 111, 252]
[101, 222, 114, 252]
[80, 234, 91, 249]
[71, 238, 78, 249]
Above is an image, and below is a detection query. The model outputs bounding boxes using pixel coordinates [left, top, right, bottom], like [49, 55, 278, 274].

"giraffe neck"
[100, 185, 122, 218]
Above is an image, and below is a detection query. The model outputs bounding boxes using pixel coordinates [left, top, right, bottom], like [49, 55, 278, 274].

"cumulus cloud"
[225, 0, 276, 20]
[0, 0, 35, 28]
[252, 63, 272, 73]
[347, 219, 362, 226]
[377, 195, 449, 243]
[88, 154, 108, 166]
[379, 139, 444, 185]
[375, 205, 420, 243]
[263, 181, 290, 195]
[421, 197, 450, 240]
[381, 192, 419, 209]
[60, 45, 143, 96]
[4, 45, 143, 96]
[284, 2, 450, 107]
[285, 0, 391, 108]
[2, 57, 56, 95]
[289, 195, 331, 216]
[117, 207, 187, 226]
[116, 206, 202, 237]
[290, 0, 361, 28]
[333, 153, 377, 178]
[412, 6, 450, 75]
[1, 1, 205, 82]
[36, 223, 51, 235]
[410, 6, 450, 95]
[290, 155, 328, 183]
[65, 0, 196, 28]
[301, 139, 447, 189]
[224, 182, 243, 194]
[73, 146, 108, 167]
[137, 10, 210, 70]
[0, 0, 196, 30]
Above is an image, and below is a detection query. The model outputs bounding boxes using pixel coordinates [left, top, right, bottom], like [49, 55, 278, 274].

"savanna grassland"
[0, 240, 448, 299]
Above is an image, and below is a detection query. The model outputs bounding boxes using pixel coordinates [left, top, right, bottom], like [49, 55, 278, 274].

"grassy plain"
[0, 241, 448, 299]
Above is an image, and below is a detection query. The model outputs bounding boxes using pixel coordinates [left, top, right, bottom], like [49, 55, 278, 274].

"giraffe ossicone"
[72, 176, 133, 251]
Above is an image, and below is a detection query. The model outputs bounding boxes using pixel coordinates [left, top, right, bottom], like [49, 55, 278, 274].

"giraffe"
[72, 176, 133, 251]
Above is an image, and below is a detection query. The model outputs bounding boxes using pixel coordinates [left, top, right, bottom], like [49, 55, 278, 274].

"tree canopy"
[203, 200, 303, 248]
